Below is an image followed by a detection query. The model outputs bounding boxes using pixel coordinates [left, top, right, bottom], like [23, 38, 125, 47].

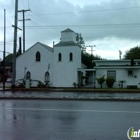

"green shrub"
[106, 77, 115, 88]
[73, 82, 77, 88]
[96, 75, 105, 88]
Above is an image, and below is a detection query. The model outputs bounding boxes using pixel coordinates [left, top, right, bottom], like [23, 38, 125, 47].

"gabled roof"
[38, 42, 53, 52]
[61, 28, 75, 33]
[54, 41, 81, 47]
[16, 42, 53, 59]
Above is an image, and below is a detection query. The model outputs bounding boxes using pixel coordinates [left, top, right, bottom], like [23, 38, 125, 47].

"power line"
[33, 6, 140, 16]
[0, 6, 139, 19]
[17, 23, 140, 29]
[30, 11, 58, 37]
[2, 22, 140, 30]
[30, 20, 51, 39]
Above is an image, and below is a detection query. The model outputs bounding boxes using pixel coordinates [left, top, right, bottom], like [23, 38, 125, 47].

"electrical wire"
[1, 22, 140, 30]
[30, 19, 54, 40]
[17, 23, 140, 29]
[33, 6, 140, 16]
[30, 11, 58, 37]
[0, 5, 139, 18]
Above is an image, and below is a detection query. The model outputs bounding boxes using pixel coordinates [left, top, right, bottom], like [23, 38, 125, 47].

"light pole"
[3, 9, 6, 90]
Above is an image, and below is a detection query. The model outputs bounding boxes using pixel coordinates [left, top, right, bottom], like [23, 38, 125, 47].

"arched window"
[69, 52, 73, 61]
[58, 53, 62, 61]
[26, 71, 31, 79]
[45, 72, 50, 82]
[36, 51, 41, 62]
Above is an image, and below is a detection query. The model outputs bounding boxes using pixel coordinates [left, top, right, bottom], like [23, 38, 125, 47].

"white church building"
[16, 28, 85, 87]
[16, 28, 140, 89]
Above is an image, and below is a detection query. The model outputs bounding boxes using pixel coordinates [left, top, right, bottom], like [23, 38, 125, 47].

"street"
[0, 100, 140, 140]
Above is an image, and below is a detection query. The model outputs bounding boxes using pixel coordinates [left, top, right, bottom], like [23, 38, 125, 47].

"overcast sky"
[0, 0, 140, 60]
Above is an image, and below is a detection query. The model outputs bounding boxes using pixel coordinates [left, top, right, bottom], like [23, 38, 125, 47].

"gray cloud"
[0, 0, 140, 59]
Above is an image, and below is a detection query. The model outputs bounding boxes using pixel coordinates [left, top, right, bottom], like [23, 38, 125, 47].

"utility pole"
[18, 9, 30, 52]
[3, 9, 6, 90]
[12, 0, 18, 88]
[19, 37, 22, 54]
[87, 45, 96, 55]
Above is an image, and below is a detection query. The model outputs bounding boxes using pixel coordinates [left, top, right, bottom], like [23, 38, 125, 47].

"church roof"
[16, 42, 53, 59]
[61, 28, 75, 33]
[38, 42, 53, 52]
[54, 41, 81, 47]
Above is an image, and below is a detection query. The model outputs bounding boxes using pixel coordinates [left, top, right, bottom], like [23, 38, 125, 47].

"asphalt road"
[0, 100, 139, 140]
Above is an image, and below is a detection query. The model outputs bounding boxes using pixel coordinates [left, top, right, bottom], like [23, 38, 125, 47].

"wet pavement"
[0, 91, 140, 100]
[0, 100, 140, 140]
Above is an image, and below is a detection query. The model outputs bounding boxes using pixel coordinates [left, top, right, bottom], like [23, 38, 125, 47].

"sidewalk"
[0, 82, 140, 101]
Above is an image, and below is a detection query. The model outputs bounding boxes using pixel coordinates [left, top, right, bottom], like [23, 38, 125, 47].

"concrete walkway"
[0, 82, 140, 101]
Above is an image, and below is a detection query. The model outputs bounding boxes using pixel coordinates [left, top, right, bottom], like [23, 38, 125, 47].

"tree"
[96, 75, 105, 88]
[76, 33, 103, 68]
[4, 54, 13, 67]
[76, 33, 84, 45]
[76, 33, 86, 52]
[82, 52, 102, 68]
[124, 46, 140, 59]
[2, 49, 22, 67]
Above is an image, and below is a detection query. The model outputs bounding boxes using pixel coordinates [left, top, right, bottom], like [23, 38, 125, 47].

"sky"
[0, 0, 140, 60]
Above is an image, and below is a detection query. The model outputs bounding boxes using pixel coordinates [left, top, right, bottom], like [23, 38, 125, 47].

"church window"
[45, 72, 50, 82]
[69, 52, 73, 61]
[26, 71, 31, 79]
[36, 51, 41, 62]
[58, 53, 62, 61]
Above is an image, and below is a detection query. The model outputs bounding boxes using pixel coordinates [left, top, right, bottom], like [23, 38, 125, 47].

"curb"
[1, 88, 140, 93]
[0, 96, 140, 101]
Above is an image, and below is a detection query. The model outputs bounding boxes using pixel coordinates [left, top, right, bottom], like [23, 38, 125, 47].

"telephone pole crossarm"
[12, 25, 22, 31]
[18, 9, 30, 53]
[18, 9, 30, 12]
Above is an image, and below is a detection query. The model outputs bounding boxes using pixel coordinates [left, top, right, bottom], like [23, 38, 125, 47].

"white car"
[7, 78, 12, 82]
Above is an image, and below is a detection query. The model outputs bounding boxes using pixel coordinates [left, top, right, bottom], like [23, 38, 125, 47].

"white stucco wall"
[95, 60, 131, 66]
[61, 32, 77, 43]
[53, 45, 81, 87]
[16, 43, 53, 86]
[95, 68, 140, 88]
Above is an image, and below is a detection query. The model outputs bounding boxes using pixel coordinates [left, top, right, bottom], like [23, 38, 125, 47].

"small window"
[36, 51, 41, 62]
[58, 53, 62, 61]
[128, 70, 133, 77]
[107, 70, 116, 81]
[69, 52, 73, 61]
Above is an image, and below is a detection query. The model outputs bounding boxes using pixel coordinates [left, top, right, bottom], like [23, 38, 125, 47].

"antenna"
[119, 50, 122, 60]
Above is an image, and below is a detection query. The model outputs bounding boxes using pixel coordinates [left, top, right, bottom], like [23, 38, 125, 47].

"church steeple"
[61, 28, 77, 43]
